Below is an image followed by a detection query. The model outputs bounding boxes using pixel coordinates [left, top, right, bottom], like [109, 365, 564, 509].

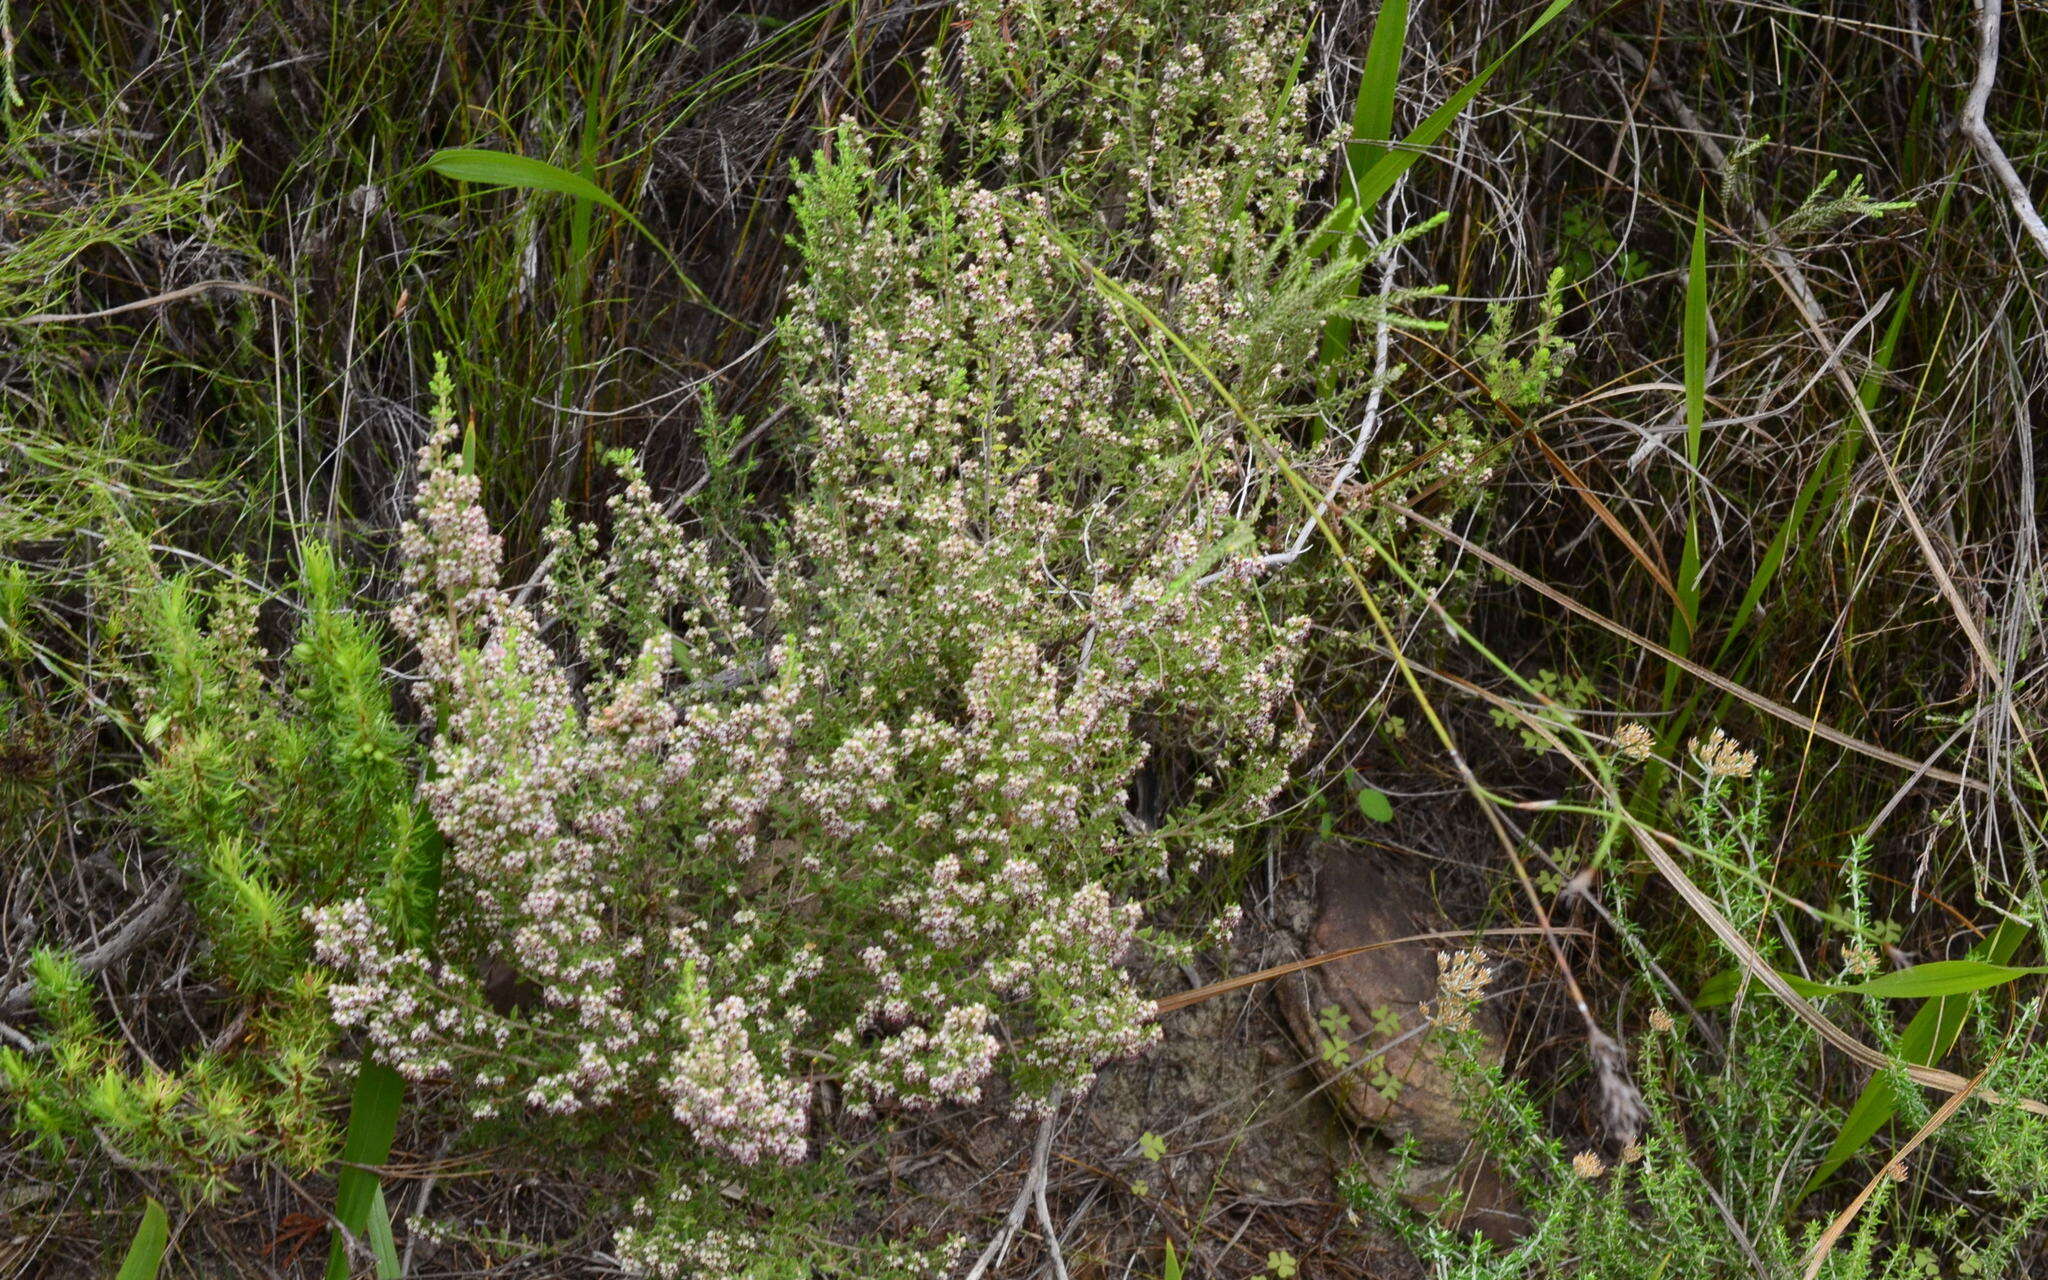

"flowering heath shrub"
[309, 0, 1395, 1267]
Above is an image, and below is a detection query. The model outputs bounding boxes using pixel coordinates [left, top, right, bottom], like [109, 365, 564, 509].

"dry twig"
[0, 880, 182, 1016]
[1959, 0, 2048, 261]
[963, 1094, 1066, 1280]
[15, 278, 285, 326]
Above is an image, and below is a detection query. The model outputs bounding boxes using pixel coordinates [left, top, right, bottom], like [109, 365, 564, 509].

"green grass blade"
[326, 1061, 406, 1280]
[1658, 203, 1708, 715]
[368, 1185, 402, 1279]
[1346, 0, 1409, 191]
[1797, 920, 2031, 1198]
[1312, 0, 1574, 253]
[1697, 957, 2047, 1007]
[425, 147, 631, 219]
[1315, 0, 1409, 383]
[1682, 201, 1707, 473]
[1313, 0, 1571, 388]
[115, 1198, 170, 1280]
[1712, 285, 1912, 667]
[424, 147, 715, 310]
[1842, 959, 2048, 998]
[325, 808, 443, 1278]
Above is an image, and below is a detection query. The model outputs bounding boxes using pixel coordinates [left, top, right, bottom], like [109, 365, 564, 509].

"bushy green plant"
[295, 0, 1422, 1269]
[1, 535, 417, 1198]
[1350, 767, 2048, 1278]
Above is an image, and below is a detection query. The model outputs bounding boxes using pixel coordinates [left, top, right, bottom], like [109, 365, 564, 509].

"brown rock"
[1280, 845, 1526, 1244]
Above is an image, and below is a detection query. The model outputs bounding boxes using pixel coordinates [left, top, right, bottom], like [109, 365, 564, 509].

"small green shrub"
[1350, 767, 2048, 1279]
[295, 0, 1441, 1267]
[1, 535, 417, 1198]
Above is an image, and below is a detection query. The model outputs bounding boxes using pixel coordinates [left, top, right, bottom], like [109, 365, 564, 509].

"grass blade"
[424, 148, 715, 310]
[1798, 919, 2031, 1198]
[368, 1185, 402, 1279]
[1345, 0, 1408, 201]
[1314, 0, 1409, 382]
[1697, 957, 2048, 1007]
[325, 1062, 406, 1280]
[424, 148, 633, 220]
[115, 1198, 170, 1280]
[1311, 0, 1575, 255]
[1713, 276, 1918, 670]
[327, 808, 444, 1279]
[1664, 201, 1708, 671]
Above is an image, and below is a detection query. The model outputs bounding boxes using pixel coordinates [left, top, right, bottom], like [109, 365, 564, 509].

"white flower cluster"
[314, 0, 1346, 1269]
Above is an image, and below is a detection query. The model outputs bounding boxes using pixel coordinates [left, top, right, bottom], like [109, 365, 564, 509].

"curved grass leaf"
[1797, 920, 2031, 1201]
[1314, 0, 1409, 386]
[115, 1198, 169, 1280]
[423, 148, 713, 309]
[1697, 956, 2047, 1008]
[425, 148, 632, 219]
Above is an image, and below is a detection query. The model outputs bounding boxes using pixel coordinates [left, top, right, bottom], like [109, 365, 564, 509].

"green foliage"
[1802, 920, 2034, 1200]
[279, 1, 1455, 1271]
[1778, 172, 1914, 239]
[327, 1062, 408, 1280]
[1355, 781, 1396, 823]
[1350, 777, 2048, 1278]
[1, 537, 416, 1195]
[1, 947, 318, 1197]
[1472, 268, 1577, 409]
[1695, 959, 2048, 1007]
[13, 0, 2016, 1274]
[1489, 667, 1596, 752]
[1558, 205, 1648, 285]
[114, 1198, 170, 1280]
[1161, 1238, 1184, 1280]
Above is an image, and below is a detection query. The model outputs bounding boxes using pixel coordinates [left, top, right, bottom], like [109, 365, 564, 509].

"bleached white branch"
[1960, 0, 2048, 261]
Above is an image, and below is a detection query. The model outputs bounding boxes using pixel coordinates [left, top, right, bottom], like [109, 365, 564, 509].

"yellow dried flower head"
[1688, 727, 1758, 779]
[1648, 1007, 1677, 1034]
[1886, 1160, 1908, 1183]
[1620, 1141, 1644, 1165]
[1571, 1150, 1607, 1179]
[1421, 948, 1493, 1034]
[1613, 722, 1655, 762]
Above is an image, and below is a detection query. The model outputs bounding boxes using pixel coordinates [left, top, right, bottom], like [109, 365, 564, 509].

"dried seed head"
[1688, 727, 1758, 779]
[1422, 948, 1492, 1033]
[1614, 722, 1655, 762]
[1571, 1150, 1607, 1179]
